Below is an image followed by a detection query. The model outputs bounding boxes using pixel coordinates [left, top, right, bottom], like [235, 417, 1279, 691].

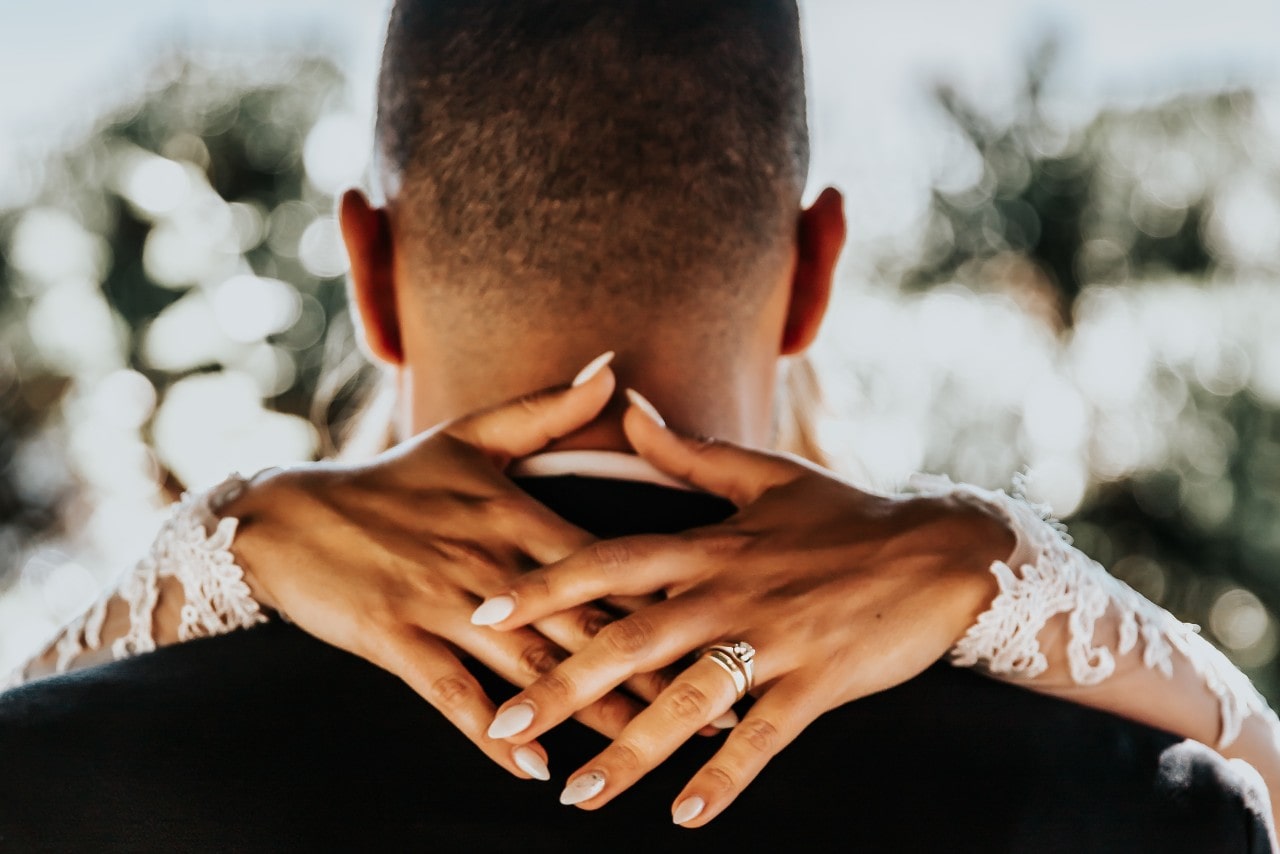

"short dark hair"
[376, 0, 809, 324]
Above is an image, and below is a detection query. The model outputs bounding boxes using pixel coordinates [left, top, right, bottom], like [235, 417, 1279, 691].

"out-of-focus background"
[2, 0, 1280, 699]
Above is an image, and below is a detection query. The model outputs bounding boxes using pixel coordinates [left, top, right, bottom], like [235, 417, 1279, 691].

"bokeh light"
[1, 1, 1279, 707]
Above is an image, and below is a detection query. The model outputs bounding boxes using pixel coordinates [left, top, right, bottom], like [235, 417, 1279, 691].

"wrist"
[939, 498, 1015, 634]
[213, 468, 285, 613]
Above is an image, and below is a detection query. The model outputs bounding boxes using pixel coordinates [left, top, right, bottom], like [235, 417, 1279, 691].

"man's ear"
[781, 186, 846, 355]
[339, 188, 403, 365]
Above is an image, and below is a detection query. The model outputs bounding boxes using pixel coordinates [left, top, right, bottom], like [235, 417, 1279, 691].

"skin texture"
[326, 182, 1022, 824]
[339, 185, 845, 450]
[222, 362, 725, 782]
[477, 403, 1009, 825]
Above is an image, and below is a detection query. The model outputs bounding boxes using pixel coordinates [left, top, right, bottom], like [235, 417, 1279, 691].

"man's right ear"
[339, 188, 403, 366]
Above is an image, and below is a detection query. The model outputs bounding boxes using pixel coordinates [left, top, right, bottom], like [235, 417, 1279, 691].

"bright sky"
[1, 0, 1278, 249]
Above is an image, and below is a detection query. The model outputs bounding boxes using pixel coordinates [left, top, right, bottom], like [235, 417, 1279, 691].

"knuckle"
[665, 681, 712, 722]
[738, 718, 780, 754]
[696, 530, 751, 558]
[427, 675, 473, 709]
[578, 608, 613, 639]
[535, 670, 576, 703]
[516, 393, 545, 417]
[701, 765, 737, 794]
[599, 616, 654, 658]
[514, 571, 553, 603]
[590, 539, 634, 571]
[603, 741, 644, 773]
[519, 644, 566, 678]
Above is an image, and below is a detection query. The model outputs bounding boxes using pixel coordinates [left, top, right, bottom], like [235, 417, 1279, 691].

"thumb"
[621, 389, 803, 507]
[444, 351, 616, 461]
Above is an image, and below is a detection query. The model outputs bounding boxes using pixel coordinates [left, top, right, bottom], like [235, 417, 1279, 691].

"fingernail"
[488, 701, 535, 739]
[559, 771, 606, 805]
[673, 795, 706, 825]
[625, 388, 666, 428]
[471, 595, 516, 626]
[711, 710, 739, 729]
[512, 745, 550, 781]
[572, 351, 615, 387]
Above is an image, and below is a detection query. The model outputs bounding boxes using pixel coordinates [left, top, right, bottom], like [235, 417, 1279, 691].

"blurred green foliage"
[884, 38, 1280, 697]
[2, 41, 1280, 699]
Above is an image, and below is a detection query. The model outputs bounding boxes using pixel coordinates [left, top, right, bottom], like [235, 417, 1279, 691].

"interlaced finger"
[622, 404, 806, 507]
[555, 653, 743, 810]
[381, 627, 551, 781]
[446, 620, 650, 743]
[482, 492, 597, 566]
[529, 606, 713, 732]
[669, 677, 818, 828]
[485, 598, 720, 745]
[443, 358, 615, 461]
[471, 533, 704, 630]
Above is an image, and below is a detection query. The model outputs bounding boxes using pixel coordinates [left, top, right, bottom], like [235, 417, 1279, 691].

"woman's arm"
[478, 396, 1280, 830]
[12, 474, 266, 686]
[5, 357, 700, 782]
[909, 472, 1280, 812]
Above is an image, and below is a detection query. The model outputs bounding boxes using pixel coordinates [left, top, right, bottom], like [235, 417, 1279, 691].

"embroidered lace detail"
[908, 472, 1274, 750]
[4, 474, 267, 691]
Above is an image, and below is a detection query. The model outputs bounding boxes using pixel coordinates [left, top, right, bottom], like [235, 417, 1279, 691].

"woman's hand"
[222, 355, 681, 783]
[473, 393, 1014, 825]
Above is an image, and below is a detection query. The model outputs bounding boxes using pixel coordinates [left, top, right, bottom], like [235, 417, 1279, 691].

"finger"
[529, 607, 706, 729]
[451, 620, 650, 743]
[485, 599, 719, 744]
[483, 493, 597, 566]
[622, 395, 805, 507]
[444, 352, 616, 461]
[556, 654, 742, 810]
[471, 533, 703, 629]
[381, 628, 551, 781]
[670, 677, 818, 828]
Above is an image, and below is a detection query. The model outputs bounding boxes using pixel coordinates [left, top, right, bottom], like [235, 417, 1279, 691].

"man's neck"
[398, 343, 776, 452]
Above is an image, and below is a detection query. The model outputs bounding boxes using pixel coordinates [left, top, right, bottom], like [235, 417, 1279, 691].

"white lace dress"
[5, 468, 1278, 811]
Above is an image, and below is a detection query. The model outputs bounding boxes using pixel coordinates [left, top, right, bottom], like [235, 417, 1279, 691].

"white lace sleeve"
[909, 472, 1276, 752]
[3, 473, 268, 690]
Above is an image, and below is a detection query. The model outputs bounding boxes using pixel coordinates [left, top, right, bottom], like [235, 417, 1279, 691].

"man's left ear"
[781, 186, 846, 355]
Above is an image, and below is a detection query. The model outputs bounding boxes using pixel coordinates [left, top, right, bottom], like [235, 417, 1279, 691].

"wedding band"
[700, 641, 756, 701]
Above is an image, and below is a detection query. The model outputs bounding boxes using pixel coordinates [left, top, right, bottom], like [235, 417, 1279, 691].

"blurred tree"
[0, 53, 373, 588]
[884, 36, 1280, 696]
[894, 36, 1263, 331]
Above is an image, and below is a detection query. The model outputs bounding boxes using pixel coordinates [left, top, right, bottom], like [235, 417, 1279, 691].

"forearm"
[912, 473, 1280, 812]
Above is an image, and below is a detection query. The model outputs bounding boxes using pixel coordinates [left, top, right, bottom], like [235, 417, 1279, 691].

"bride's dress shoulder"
[3, 473, 267, 690]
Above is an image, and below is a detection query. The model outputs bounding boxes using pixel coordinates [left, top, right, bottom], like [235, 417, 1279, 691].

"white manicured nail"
[625, 388, 666, 428]
[711, 710, 739, 729]
[672, 796, 706, 825]
[471, 595, 516, 626]
[488, 702, 535, 739]
[559, 771, 606, 805]
[572, 351, 615, 387]
[512, 745, 550, 781]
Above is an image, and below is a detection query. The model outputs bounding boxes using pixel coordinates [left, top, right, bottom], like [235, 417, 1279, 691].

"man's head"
[342, 0, 845, 446]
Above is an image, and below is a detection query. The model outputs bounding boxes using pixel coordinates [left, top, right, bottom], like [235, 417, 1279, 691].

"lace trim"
[4, 474, 267, 690]
[909, 472, 1274, 750]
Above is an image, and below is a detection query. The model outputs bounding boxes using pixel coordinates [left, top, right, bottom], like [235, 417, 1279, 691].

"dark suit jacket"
[0, 476, 1271, 852]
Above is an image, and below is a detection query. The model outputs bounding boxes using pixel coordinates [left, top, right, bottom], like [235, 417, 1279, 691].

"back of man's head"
[376, 0, 808, 338]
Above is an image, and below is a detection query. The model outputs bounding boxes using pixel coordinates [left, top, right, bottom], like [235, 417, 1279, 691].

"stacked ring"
[700, 640, 756, 702]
